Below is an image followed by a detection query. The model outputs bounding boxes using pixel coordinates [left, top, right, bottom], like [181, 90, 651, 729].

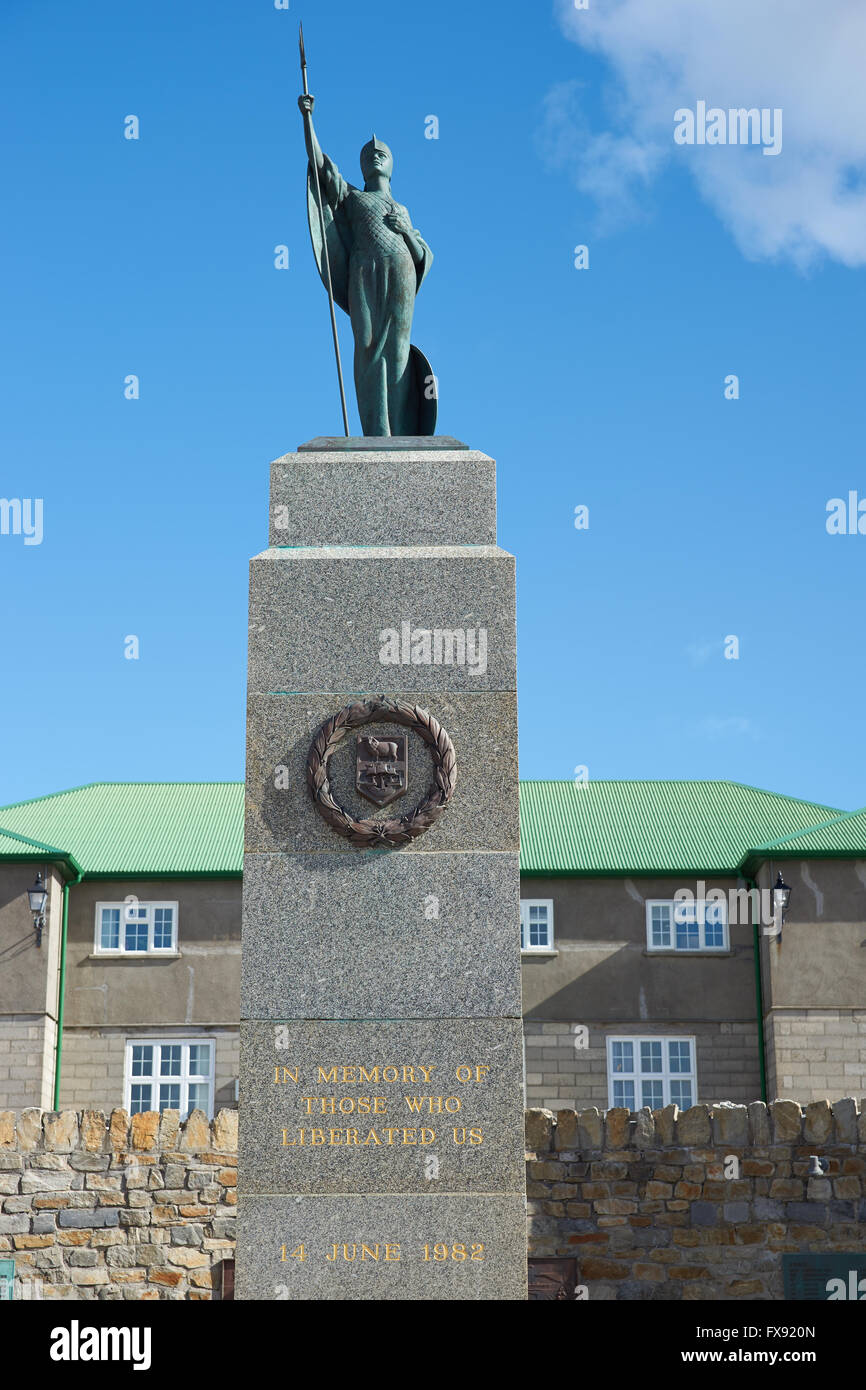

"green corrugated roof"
[0, 779, 852, 879]
[747, 804, 866, 860]
[0, 783, 244, 877]
[518, 780, 842, 875]
[0, 825, 82, 874]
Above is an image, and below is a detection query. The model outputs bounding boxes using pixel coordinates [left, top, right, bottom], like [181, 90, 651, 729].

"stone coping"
[0, 1108, 238, 1155]
[525, 1098, 865, 1153]
[3, 1102, 861, 1159]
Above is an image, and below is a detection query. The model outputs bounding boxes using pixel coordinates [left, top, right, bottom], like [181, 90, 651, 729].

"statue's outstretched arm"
[299, 94, 347, 210]
[298, 94, 324, 174]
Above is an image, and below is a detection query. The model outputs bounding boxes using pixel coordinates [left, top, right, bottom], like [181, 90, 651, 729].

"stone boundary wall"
[0, 1108, 237, 1300]
[3, 1100, 864, 1300]
[526, 1098, 866, 1300]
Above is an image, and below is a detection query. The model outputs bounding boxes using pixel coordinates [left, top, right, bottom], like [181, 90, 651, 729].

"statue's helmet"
[360, 134, 393, 178]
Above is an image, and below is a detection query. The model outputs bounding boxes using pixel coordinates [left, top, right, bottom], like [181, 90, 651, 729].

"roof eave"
[519, 865, 746, 879]
[742, 847, 866, 876]
[0, 850, 83, 881]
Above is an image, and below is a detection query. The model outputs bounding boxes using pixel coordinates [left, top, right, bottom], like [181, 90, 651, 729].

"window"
[124, 1040, 214, 1118]
[520, 899, 554, 952]
[607, 1035, 697, 1110]
[645, 899, 728, 952]
[95, 901, 178, 955]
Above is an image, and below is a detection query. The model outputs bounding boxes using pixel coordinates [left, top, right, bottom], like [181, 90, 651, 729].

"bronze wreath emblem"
[306, 697, 457, 848]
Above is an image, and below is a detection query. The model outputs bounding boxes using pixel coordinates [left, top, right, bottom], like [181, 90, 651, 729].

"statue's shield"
[410, 345, 438, 436]
[356, 733, 408, 808]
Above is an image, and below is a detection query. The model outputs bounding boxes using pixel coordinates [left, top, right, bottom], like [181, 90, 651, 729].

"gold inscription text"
[316, 1065, 436, 1085]
[301, 1096, 387, 1115]
[282, 1126, 437, 1147]
[404, 1095, 461, 1113]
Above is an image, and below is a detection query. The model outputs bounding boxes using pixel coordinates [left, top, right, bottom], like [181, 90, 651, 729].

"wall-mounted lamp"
[27, 872, 49, 948]
[771, 871, 792, 942]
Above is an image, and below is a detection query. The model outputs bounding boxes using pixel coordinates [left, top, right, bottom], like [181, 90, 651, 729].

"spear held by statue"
[299, 23, 350, 436]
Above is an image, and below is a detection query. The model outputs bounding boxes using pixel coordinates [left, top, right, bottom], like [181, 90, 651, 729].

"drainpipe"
[747, 875, 768, 1104]
[53, 868, 82, 1110]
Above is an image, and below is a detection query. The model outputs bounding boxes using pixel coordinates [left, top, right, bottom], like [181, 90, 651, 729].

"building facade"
[746, 806, 866, 1104]
[0, 784, 242, 1119]
[1, 780, 865, 1117]
[519, 782, 866, 1111]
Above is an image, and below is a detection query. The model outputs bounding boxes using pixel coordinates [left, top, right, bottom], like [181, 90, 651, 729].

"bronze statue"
[298, 29, 436, 437]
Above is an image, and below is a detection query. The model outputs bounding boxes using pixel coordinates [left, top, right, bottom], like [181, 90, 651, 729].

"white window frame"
[123, 1039, 215, 1119]
[94, 901, 179, 956]
[645, 899, 728, 953]
[520, 898, 554, 953]
[606, 1034, 698, 1112]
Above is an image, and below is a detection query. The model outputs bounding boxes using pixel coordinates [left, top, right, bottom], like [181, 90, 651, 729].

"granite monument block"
[237, 439, 526, 1301]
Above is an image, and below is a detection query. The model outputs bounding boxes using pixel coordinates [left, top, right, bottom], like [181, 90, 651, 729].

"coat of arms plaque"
[356, 733, 408, 807]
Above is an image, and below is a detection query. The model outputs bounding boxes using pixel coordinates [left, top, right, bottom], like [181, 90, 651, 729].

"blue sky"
[1, 0, 865, 812]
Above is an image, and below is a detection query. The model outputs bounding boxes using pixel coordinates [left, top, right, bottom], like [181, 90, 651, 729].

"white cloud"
[550, 0, 866, 267]
[540, 81, 664, 231]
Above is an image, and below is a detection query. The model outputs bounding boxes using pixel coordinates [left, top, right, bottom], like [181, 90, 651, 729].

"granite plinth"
[244, 690, 518, 856]
[269, 450, 496, 546]
[247, 546, 516, 694]
[238, 1017, 525, 1195]
[235, 1194, 527, 1301]
[298, 436, 470, 451]
[238, 436, 526, 1300]
[240, 852, 520, 1020]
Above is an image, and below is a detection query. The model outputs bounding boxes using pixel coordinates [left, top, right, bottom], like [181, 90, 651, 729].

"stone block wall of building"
[0, 1107, 237, 1300]
[524, 1020, 761, 1111]
[526, 1097, 865, 1299]
[764, 1009, 866, 1104]
[57, 1027, 240, 1113]
[0, 1016, 57, 1111]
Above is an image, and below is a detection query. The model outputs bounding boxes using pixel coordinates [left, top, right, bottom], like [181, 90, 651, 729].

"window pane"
[675, 912, 700, 949]
[187, 1083, 209, 1115]
[100, 908, 120, 950]
[159, 1083, 181, 1112]
[704, 909, 724, 948]
[130, 1083, 152, 1114]
[160, 1045, 182, 1077]
[671, 1080, 693, 1108]
[188, 1044, 211, 1077]
[612, 1080, 635, 1110]
[520, 917, 526, 949]
[131, 1045, 153, 1077]
[611, 1041, 633, 1074]
[650, 905, 671, 947]
[153, 907, 174, 949]
[640, 1041, 663, 1074]
[528, 905, 549, 947]
[125, 908, 149, 952]
[669, 1041, 691, 1073]
[642, 1080, 663, 1109]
